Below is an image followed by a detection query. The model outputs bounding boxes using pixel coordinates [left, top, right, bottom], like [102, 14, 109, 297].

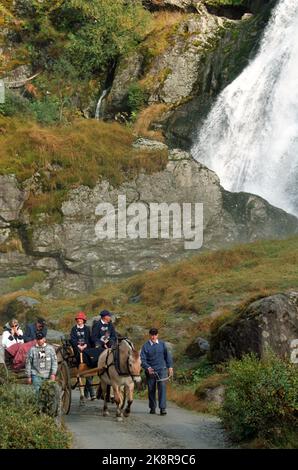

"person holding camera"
[23, 317, 47, 343]
[2, 318, 24, 349]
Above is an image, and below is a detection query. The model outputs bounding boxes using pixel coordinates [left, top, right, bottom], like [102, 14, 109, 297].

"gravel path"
[64, 392, 231, 449]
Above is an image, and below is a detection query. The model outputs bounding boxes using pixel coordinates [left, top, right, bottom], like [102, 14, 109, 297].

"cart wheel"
[57, 360, 71, 415]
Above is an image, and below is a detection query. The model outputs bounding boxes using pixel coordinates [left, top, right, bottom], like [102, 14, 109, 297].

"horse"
[98, 338, 142, 421]
[78, 337, 142, 421]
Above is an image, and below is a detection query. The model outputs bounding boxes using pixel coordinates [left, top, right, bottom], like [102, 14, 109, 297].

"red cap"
[75, 311, 87, 321]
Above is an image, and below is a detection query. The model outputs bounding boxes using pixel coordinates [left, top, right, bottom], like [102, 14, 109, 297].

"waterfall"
[192, 0, 298, 216]
[95, 89, 108, 120]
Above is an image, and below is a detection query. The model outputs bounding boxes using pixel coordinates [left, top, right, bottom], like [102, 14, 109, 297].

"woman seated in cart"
[2, 318, 39, 371]
[70, 311, 96, 400]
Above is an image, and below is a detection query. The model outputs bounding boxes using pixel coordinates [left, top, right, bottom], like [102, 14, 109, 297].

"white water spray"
[95, 89, 108, 119]
[192, 0, 298, 215]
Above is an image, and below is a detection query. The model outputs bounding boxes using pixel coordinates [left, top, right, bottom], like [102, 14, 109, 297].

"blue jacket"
[70, 324, 93, 349]
[23, 323, 48, 343]
[141, 340, 173, 371]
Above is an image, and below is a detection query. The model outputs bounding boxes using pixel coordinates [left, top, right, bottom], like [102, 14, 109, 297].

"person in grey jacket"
[25, 331, 57, 395]
[141, 328, 173, 415]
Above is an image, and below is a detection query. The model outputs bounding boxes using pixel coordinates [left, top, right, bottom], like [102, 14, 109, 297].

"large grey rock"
[209, 292, 298, 363]
[132, 138, 169, 152]
[105, 52, 144, 116]
[16, 296, 40, 308]
[143, 0, 201, 11]
[0, 175, 26, 222]
[4, 65, 32, 88]
[1, 153, 297, 298]
[46, 328, 65, 343]
[27, 151, 298, 296]
[196, 383, 225, 406]
[185, 336, 210, 358]
[164, 2, 277, 148]
[1, 294, 41, 325]
[147, 11, 223, 105]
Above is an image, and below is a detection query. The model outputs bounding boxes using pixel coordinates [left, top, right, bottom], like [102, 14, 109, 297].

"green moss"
[8, 271, 47, 292]
[0, 117, 168, 223]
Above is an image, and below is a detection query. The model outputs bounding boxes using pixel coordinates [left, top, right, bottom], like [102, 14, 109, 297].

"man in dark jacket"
[91, 310, 117, 354]
[23, 317, 48, 343]
[141, 328, 173, 415]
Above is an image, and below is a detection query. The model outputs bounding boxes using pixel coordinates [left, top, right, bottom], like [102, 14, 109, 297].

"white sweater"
[2, 329, 24, 349]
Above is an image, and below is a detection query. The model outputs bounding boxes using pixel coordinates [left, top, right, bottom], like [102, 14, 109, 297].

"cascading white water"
[192, 0, 298, 216]
[95, 89, 108, 119]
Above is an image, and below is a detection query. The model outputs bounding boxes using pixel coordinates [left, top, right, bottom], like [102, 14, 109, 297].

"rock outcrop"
[106, 1, 276, 149]
[0, 146, 297, 297]
[209, 292, 298, 363]
[143, 0, 201, 12]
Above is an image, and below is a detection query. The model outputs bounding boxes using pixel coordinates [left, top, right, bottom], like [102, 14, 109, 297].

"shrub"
[192, 358, 215, 383]
[30, 97, 60, 124]
[127, 83, 148, 116]
[0, 382, 71, 448]
[63, 0, 150, 76]
[0, 90, 32, 117]
[221, 353, 298, 443]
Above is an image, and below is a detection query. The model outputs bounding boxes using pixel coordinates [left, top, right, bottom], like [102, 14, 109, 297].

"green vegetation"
[7, 271, 47, 292]
[204, 0, 250, 7]
[0, 236, 297, 447]
[221, 353, 298, 447]
[2, 236, 297, 350]
[1, 0, 150, 122]
[0, 116, 168, 221]
[0, 379, 71, 448]
[126, 82, 149, 121]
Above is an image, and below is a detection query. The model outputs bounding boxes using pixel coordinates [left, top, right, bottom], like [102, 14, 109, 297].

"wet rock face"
[104, 52, 144, 117]
[209, 292, 298, 363]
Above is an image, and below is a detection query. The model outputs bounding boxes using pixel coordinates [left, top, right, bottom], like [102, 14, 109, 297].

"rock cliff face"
[209, 292, 298, 363]
[105, 1, 277, 148]
[1, 147, 297, 297]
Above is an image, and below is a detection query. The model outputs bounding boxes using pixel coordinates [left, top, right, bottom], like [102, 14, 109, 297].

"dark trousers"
[74, 349, 96, 398]
[146, 368, 167, 411]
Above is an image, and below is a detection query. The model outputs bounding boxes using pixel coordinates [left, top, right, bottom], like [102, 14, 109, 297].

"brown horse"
[99, 338, 142, 421]
[78, 338, 142, 420]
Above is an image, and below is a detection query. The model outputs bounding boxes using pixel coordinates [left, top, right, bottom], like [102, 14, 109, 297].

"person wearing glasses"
[2, 318, 24, 349]
[141, 328, 173, 416]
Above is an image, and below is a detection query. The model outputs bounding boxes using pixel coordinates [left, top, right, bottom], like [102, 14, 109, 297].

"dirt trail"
[65, 392, 231, 449]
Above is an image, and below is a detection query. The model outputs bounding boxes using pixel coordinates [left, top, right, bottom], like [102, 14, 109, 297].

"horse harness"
[100, 338, 139, 382]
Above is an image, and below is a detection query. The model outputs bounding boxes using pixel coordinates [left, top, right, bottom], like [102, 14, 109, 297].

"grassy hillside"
[1, 235, 297, 353]
[1, 235, 297, 447]
[0, 116, 168, 222]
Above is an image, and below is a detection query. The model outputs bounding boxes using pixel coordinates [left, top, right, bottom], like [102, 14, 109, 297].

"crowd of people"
[1, 311, 173, 415]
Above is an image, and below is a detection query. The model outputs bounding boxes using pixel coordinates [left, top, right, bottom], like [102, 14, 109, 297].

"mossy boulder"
[209, 292, 298, 363]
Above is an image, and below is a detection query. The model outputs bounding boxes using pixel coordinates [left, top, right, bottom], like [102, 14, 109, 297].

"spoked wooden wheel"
[57, 360, 71, 415]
